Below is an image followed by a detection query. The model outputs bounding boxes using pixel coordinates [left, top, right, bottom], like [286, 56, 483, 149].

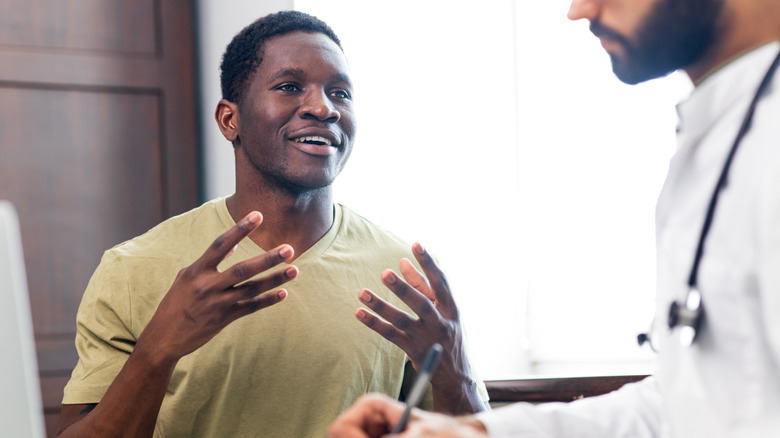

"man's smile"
[292, 135, 332, 146]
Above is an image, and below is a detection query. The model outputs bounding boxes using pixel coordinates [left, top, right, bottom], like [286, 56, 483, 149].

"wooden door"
[0, 1, 200, 435]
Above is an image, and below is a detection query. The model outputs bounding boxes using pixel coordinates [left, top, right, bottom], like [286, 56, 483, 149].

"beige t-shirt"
[63, 199, 435, 437]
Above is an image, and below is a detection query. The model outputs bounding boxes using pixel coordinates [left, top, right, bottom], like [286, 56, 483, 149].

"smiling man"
[55, 11, 486, 438]
[328, 0, 780, 436]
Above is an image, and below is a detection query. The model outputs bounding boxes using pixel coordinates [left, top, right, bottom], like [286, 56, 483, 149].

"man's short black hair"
[219, 10, 343, 105]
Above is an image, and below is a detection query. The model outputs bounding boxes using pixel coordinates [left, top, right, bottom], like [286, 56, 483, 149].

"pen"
[392, 343, 443, 433]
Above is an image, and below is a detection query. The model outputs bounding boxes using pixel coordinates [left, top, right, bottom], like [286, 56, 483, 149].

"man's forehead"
[258, 32, 350, 79]
[262, 31, 344, 61]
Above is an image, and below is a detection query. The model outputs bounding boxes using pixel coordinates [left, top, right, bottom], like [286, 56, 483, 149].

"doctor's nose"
[568, 0, 602, 21]
[299, 90, 340, 123]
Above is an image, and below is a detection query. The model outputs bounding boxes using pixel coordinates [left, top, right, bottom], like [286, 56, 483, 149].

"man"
[328, 0, 780, 436]
[56, 11, 486, 438]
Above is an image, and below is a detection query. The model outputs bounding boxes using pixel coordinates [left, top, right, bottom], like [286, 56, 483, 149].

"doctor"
[328, 0, 780, 436]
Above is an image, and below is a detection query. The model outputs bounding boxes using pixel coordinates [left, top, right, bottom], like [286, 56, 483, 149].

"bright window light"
[286, 0, 694, 379]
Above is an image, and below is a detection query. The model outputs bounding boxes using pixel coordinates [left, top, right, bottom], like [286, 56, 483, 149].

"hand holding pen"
[393, 344, 443, 433]
[327, 364, 489, 438]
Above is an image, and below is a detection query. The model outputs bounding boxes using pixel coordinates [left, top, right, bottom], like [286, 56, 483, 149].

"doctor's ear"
[215, 99, 240, 143]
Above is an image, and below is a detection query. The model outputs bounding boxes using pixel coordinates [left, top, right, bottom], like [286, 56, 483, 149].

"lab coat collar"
[675, 41, 780, 154]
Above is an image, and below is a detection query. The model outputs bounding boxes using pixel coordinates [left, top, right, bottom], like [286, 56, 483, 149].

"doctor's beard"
[593, 0, 725, 85]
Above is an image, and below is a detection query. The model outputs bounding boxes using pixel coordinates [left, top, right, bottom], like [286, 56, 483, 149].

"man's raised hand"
[355, 243, 486, 414]
[139, 211, 298, 362]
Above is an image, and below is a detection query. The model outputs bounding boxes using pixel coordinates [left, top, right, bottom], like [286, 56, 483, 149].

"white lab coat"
[479, 41, 780, 437]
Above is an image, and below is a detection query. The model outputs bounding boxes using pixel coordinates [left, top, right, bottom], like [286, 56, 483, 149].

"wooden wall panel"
[0, 87, 164, 334]
[0, 1, 199, 436]
[0, 0, 157, 54]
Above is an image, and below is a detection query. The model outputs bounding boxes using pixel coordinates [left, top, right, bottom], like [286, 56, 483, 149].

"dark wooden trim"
[0, 51, 162, 88]
[486, 375, 650, 403]
[158, 0, 200, 215]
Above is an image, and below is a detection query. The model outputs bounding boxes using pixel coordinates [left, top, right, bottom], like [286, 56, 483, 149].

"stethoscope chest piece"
[668, 287, 703, 347]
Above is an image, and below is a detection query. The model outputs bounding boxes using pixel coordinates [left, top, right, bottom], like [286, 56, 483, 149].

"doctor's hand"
[328, 393, 488, 438]
[138, 211, 299, 364]
[355, 243, 486, 414]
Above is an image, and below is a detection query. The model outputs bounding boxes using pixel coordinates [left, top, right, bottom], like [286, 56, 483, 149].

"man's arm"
[331, 379, 662, 438]
[56, 404, 96, 434]
[355, 242, 488, 415]
[55, 211, 298, 437]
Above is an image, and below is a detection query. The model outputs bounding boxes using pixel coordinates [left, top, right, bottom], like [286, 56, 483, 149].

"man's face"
[569, 0, 724, 84]
[235, 31, 356, 192]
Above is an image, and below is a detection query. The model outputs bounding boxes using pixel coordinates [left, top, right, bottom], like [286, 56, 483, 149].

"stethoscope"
[638, 46, 780, 351]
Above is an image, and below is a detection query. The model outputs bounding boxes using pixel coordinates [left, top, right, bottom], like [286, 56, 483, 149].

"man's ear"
[215, 99, 240, 144]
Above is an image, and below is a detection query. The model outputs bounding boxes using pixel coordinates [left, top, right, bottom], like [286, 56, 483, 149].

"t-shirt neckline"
[213, 197, 343, 264]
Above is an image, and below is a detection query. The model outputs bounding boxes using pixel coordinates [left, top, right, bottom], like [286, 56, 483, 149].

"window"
[199, 0, 693, 380]
[295, 0, 692, 379]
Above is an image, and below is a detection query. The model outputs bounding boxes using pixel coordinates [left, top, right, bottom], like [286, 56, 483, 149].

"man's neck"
[687, 38, 780, 86]
[226, 184, 334, 260]
[685, 3, 780, 85]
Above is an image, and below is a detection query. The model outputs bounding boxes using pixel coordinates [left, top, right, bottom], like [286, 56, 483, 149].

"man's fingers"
[198, 211, 263, 270]
[213, 244, 295, 290]
[358, 289, 418, 331]
[355, 305, 412, 353]
[411, 243, 453, 306]
[399, 258, 433, 300]
[380, 270, 437, 320]
[226, 289, 289, 321]
[328, 393, 405, 438]
[222, 265, 298, 303]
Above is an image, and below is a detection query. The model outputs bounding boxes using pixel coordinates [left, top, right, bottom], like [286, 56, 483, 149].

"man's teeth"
[293, 136, 332, 146]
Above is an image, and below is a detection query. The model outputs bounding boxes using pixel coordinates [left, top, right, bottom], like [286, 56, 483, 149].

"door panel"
[0, 0, 158, 54]
[0, 1, 199, 435]
[0, 86, 164, 333]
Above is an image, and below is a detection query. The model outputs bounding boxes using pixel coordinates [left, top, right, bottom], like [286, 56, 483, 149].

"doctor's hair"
[219, 10, 343, 105]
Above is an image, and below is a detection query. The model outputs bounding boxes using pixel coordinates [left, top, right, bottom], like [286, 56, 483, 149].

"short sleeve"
[62, 250, 136, 404]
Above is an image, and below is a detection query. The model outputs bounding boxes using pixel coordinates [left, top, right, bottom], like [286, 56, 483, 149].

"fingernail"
[415, 243, 425, 255]
[384, 272, 397, 285]
[279, 245, 293, 258]
[246, 211, 261, 224]
[359, 290, 372, 303]
[356, 309, 366, 320]
[278, 289, 288, 299]
[285, 266, 297, 278]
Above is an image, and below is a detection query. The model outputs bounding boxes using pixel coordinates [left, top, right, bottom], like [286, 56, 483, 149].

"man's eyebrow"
[267, 68, 352, 90]
[268, 68, 304, 82]
[331, 73, 353, 89]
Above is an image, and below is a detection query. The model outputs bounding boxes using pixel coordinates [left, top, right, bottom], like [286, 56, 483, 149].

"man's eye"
[277, 84, 298, 92]
[331, 90, 351, 99]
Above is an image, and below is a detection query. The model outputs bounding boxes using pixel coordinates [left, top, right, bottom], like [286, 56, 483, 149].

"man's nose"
[299, 89, 340, 123]
[568, 0, 601, 21]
